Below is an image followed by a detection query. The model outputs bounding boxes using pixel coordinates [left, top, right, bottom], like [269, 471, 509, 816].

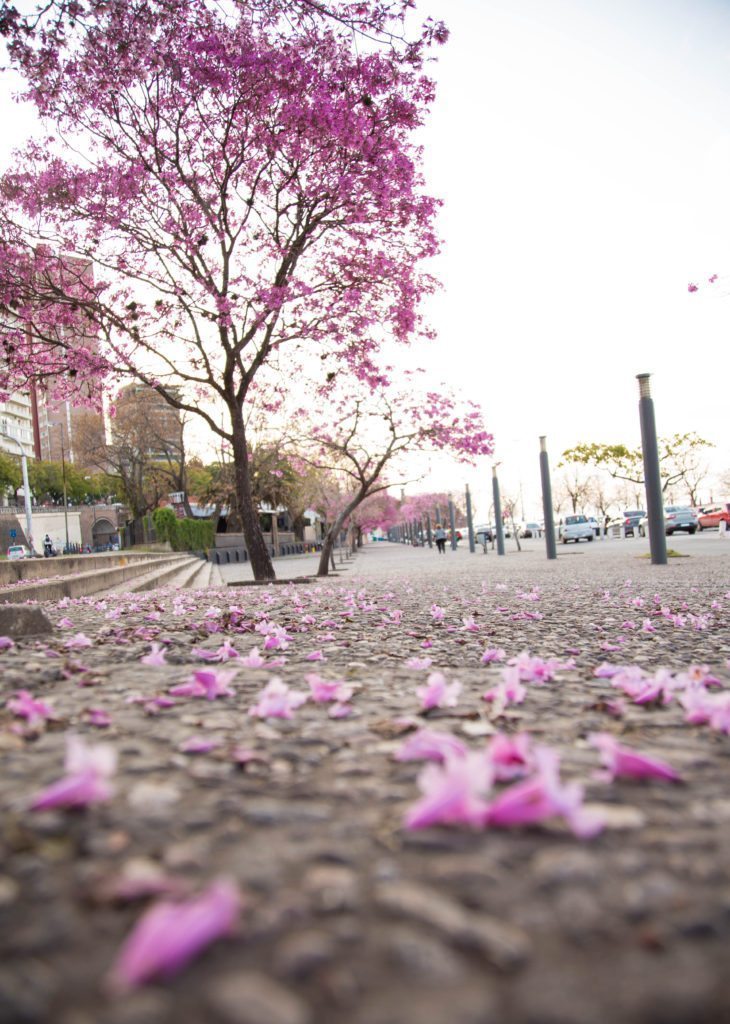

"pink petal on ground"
[7, 690, 54, 724]
[404, 753, 494, 830]
[65, 633, 93, 649]
[395, 728, 468, 763]
[416, 672, 462, 711]
[249, 677, 308, 719]
[328, 702, 353, 719]
[0, 636, 15, 650]
[141, 643, 168, 666]
[239, 646, 267, 668]
[406, 657, 433, 670]
[588, 732, 681, 782]
[306, 650, 326, 662]
[107, 879, 241, 992]
[179, 736, 222, 754]
[481, 647, 506, 664]
[86, 708, 112, 728]
[30, 769, 114, 810]
[486, 732, 533, 780]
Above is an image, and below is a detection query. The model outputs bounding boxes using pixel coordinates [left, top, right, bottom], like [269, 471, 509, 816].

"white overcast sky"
[1, 0, 728, 519]
[407, 0, 730, 517]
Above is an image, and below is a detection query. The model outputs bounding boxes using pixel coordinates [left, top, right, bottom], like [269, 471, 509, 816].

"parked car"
[608, 510, 645, 537]
[475, 524, 494, 545]
[7, 544, 31, 560]
[587, 517, 601, 536]
[519, 522, 542, 539]
[697, 504, 730, 531]
[638, 506, 698, 537]
[560, 514, 595, 543]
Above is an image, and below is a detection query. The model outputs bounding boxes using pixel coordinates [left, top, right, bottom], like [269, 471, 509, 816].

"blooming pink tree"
[290, 377, 493, 575]
[0, 0, 445, 579]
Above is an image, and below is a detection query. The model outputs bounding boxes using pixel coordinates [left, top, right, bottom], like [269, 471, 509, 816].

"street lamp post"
[60, 428, 71, 554]
[492, 466, 505, 556]
[1, 432, 35, 554]
[448, 495, 457, 551]
[539, 436, 558, 560]
[465, 483, 476, 553]
[637, 374, 667, 566]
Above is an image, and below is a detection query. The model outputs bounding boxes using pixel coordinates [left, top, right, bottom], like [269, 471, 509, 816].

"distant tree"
[561, 434, 714, 500]
[289, 377, 492, 576]
[554, 466, 594, 515]
[0, 451, 21, 497]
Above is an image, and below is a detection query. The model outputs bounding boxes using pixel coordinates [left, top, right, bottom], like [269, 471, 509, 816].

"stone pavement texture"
[1, 541, 730, 1024]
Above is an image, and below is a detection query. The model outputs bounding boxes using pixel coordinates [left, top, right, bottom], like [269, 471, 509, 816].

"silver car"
[638, 506, 698, 537]
[560, 514, 595, 543]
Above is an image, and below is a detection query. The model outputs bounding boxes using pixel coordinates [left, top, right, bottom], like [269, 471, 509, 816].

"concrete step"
[99, 555, 202, 596]
[0, 554, 193, 605]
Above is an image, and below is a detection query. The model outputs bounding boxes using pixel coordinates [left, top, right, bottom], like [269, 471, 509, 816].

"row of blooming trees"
[0, 0, 495, 578]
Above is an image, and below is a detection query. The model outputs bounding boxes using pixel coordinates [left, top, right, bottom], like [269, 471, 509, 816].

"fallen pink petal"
[588, 732, 682, 783]
[416, 672, 462, 711]
[107, 879, 241, 992]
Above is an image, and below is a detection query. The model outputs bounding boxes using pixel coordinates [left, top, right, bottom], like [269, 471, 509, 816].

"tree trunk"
[318, 513, 348, 576]
[231, 412, 275, 581]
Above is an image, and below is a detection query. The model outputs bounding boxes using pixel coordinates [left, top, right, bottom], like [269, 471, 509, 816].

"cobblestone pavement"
[1, 542, 730, 1024]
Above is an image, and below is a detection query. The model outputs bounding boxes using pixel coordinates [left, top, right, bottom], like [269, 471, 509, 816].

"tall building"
[114, 383, 184, 459]
[0, 389, 34, 458]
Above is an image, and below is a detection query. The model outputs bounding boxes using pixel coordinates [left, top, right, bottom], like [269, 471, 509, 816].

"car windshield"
[565, 516, 587, 524]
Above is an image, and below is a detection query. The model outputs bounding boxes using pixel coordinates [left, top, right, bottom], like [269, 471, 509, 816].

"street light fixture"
[1, 430, 35, 555]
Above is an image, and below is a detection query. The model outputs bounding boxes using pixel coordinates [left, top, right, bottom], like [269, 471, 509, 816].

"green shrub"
[152, 507, 215, 551]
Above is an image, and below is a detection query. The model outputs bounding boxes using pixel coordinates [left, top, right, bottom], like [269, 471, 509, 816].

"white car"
[7, 544, 31, 560]
[560, 515, 595, 544]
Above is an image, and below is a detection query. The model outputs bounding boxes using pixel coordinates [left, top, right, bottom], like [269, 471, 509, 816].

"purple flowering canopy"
[0, 0, 451, 579]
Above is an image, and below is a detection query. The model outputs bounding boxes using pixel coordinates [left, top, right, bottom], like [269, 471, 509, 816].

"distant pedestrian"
[434, 523, 447, 554]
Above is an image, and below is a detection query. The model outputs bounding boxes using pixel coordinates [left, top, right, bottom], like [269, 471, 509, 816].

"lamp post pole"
[60, 427, 70, 554]
[539, 436, 557, 560]
[465, 483, 476, 553]
[636, 374, 667, 566]
[1, 432, 34, 554]
[448, 495, 457, 551]
[492, 466, 505, 556]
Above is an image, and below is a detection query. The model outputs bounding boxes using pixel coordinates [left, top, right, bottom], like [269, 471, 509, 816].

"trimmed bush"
[152, 507, 215, 552]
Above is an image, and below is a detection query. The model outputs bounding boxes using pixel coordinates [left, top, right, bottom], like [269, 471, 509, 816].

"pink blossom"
[328, 702, 353, 719]
[0, 636, 15, 650]
[238, 646, 267, 668]
[430, 604, 445, 621]
[405, 657, 432, 669]
[305, 673, 352, 703]
[484, 748, 603, 838]
[65, 632, 93, 649]
[486, 732, 533, 780]
[7, 690, 54, 725]
[404, 752, 494, 829]
[179, 736, 222, 754]
[461, 616, 480, 632]
[416, 672, 462, 711]
[588, 733, 681, 782]
[86, 708, 112, 728]
[30, 735, 116, 811]
[57, 617, 74, 628]
[688, 282, 698, 293]
[249, 677, 308, 719]
[107, 879, 240, 992]
[509, 651, 567, 684]
[169, 669, 236, 701]
[140, 643, 168, 666]
[483, 666, 527, 711]
[395, 728, 468, 763]
[481, 647, 506, 664]
[306, 650, 326, 662]
[421, 640, 433, 649]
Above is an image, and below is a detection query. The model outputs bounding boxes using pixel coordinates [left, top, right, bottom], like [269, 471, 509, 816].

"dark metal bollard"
[637, 374, 667, 565]
[465, 483, 476, 553]
[492, 467, 506, 556]
[539, 436, 557, 560]
[426, 512, 433, 548]
[448, 497, 457, 551]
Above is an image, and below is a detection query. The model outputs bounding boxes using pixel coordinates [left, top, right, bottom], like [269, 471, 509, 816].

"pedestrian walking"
[434, 523, 447, 554]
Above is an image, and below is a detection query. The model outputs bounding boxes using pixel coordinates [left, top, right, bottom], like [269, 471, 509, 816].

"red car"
[697, 504, 730, 531]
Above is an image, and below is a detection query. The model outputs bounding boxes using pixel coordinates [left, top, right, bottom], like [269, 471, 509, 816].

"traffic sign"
[9, 529, 16, 539]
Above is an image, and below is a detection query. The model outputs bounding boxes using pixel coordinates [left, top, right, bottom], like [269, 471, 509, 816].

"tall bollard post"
[426, 513, 433, 548]
[539, 436, 558, 560]
[492, 467, 506, 556]
[465, 484, 476, 553]
[637, 374, 667, 566]
[435, 505, 442, 528]
[448, 496, 457, 551]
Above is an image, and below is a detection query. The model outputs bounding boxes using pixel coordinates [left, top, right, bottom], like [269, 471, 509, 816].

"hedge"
[152, 507, 215, 552]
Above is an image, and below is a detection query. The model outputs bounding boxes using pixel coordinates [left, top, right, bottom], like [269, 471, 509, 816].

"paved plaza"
[1, 540, 730, 1023]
